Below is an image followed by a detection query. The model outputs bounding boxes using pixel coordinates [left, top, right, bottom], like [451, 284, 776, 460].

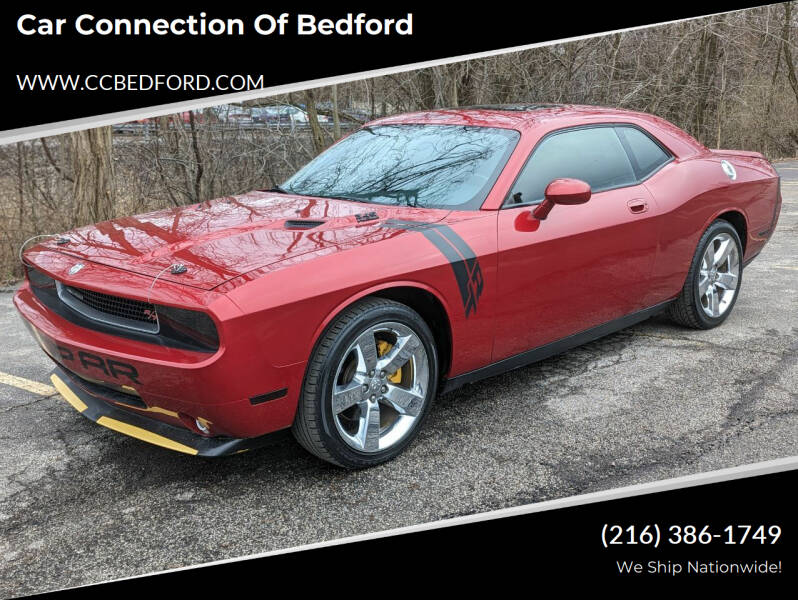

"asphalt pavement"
[1, 161, 796, 597]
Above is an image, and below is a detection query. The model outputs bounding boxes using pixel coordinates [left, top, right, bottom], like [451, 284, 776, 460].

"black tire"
[292, 297, 439, 469]
[668, 219, 743, 329]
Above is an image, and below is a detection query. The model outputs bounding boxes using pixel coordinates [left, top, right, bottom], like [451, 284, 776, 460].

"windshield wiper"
[268, 187, 370, 204]
[316, 194, 370, 203]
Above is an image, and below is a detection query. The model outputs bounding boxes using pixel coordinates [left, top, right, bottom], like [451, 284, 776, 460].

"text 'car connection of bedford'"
[15, 104, 782, 468]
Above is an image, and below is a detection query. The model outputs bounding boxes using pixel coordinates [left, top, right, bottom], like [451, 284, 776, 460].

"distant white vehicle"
[257, 105, 330, 127]
[209, 105, 255, 125]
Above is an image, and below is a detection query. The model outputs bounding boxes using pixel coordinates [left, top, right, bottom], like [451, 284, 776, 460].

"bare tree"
[304, 89, 326, 156]
[68, 126, 115, 225]
[1, 2, 796, 283]
[783, 3, 798, 105]
[331, 84, 342, 141]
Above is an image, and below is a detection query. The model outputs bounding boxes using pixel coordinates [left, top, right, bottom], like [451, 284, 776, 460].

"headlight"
[156, 305, 220, 351]
[26, 265, 56, 290]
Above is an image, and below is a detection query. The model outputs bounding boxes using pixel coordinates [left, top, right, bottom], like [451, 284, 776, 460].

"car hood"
[37, 191, 451, 290]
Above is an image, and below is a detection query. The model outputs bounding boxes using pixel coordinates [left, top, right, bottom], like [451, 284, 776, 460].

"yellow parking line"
[0, 371, 57, 396]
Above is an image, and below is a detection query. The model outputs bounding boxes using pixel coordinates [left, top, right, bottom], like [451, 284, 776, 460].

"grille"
[64, 286, 155, 323]
[57, 282, 159, 334]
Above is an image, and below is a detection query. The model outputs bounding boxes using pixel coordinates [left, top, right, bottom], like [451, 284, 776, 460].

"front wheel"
[292, 298, 438, 468]
[668, 219, 743, 329]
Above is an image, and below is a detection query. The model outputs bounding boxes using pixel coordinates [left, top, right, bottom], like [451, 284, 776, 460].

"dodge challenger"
[14, 104, 782, 468]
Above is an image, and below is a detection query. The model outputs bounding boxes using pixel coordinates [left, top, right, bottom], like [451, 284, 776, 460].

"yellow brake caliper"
[377, 340, 403, 383]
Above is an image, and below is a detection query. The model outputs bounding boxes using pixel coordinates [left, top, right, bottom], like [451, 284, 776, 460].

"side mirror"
[532, 178, 591, 220]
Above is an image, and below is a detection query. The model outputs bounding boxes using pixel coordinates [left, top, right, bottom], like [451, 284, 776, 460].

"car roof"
[370, 104, 657, 128]
[366, 104, 706, 157]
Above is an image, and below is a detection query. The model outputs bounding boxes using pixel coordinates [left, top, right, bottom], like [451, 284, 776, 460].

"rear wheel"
[292, 298, 438, 468]
[668, 219, 743, 329]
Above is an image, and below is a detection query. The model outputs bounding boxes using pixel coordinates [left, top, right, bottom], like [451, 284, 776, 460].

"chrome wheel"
[698, 232, 740, 318]
[331, 321, 430, 454]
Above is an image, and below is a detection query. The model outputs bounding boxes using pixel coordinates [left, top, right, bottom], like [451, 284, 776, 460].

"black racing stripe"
[381, 219, 483, 318]
[434, 225, 478, 266]
[383, 218, 437, 231]
[429, 225, 483, 318]
[420, 228, 474, 314]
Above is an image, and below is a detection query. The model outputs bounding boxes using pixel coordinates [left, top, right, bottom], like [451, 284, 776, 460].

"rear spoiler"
[710, 149, 767, 160]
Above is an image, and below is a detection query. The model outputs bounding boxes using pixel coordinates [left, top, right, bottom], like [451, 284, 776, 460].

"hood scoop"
[283, 219, 325, 230]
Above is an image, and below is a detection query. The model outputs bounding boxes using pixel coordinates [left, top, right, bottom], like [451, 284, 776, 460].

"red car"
[15, 104, 782, 468]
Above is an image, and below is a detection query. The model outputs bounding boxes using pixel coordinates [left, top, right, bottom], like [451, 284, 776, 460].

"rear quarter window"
[615, 126, 672, 179]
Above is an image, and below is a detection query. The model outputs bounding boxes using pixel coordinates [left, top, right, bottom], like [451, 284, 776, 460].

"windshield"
[282, 124, 520, 210]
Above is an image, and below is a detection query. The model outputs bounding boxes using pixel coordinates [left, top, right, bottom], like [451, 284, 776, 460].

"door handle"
[627, 199, 649, 214]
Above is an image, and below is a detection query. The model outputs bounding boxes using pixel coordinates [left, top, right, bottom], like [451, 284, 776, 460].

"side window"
[507, 127, 636, 205]
[615, 126, 671, 179]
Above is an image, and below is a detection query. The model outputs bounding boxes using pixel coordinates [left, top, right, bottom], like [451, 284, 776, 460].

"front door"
[492, 124, 664, 361]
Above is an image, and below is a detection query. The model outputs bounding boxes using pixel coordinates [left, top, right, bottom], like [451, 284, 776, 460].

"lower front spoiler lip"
[50, 366, 277, 457]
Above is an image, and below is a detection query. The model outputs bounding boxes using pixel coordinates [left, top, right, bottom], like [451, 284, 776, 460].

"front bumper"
[14, 273, 305, 439]
[50, 366, 279, 456]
